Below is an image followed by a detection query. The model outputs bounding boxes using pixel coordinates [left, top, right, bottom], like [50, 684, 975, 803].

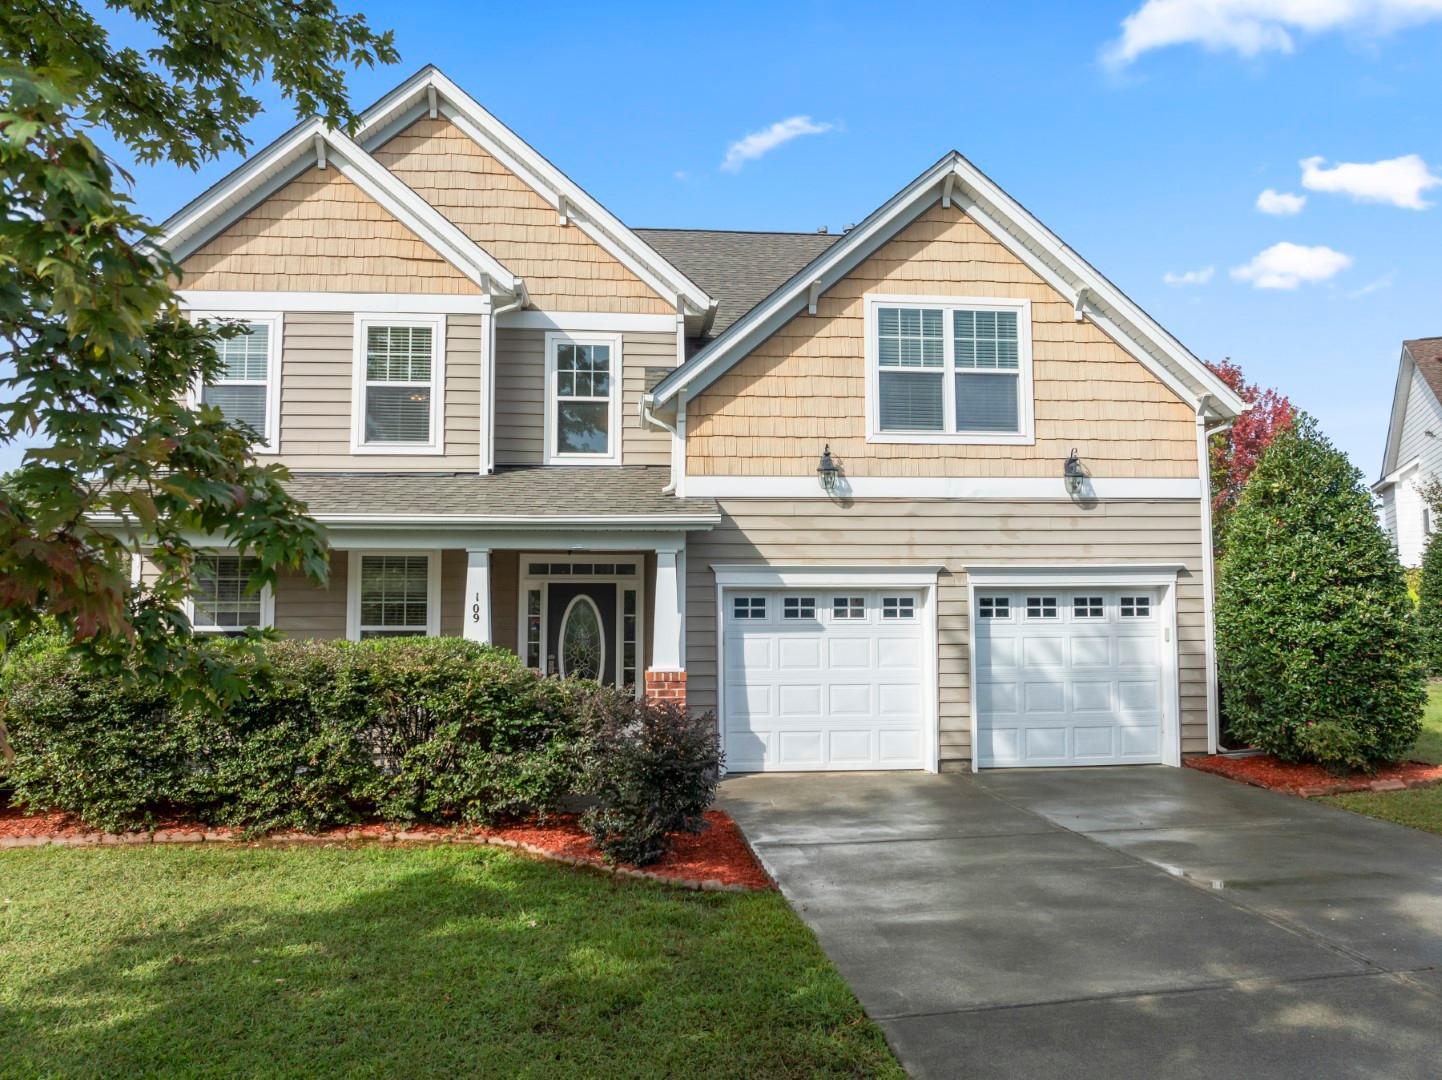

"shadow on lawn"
[0, 846, 893, 1078]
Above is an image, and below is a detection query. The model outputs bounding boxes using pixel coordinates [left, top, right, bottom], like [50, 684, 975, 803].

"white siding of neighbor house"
[1388, 374, 1442, 566]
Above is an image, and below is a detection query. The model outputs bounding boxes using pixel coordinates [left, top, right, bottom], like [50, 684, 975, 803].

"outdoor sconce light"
[1064, 447, 1085, 495]
[817, 444, 840, 493]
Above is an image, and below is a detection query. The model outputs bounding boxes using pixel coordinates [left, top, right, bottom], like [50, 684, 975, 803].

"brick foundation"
[644, 669, 686, 708]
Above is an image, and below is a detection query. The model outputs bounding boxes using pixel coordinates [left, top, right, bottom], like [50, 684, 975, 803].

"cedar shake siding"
[684, 202, 1199, 479]
[372, 115, 672, 315]
[683, 498, 1209, 767]
[178, 167, 480, 295]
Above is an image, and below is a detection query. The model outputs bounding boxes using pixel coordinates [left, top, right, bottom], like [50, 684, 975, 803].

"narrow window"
[1026, 596, 1058, 619]
[622, 589, 638, 687]
[202, 321, 275, 446]
[526, 589, 542, 668]
[191, 555, 263, 631]
[732, 596, 766, 619]
[1119, 596, 1151, 618]
[1073, 596, 1104, 619]
[783, 596, 817, 619]
[361, 323, 438, 447]
[882, 597, 915, 619]
[832, 596, 866, 620]
[549, 335, 619, 461]
[978, 596, 1010, 619]
[358, 555, 431, 637]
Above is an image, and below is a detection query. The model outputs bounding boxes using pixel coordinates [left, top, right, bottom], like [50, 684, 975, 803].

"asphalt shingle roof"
[635, 228, 842, 337]
[283, 467, 718, 522]
[1406, 338, 1442, 404]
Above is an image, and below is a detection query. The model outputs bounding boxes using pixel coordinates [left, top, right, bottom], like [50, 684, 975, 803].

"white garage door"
[723, 589, 926, 771]
[975, 587, 1165, 767]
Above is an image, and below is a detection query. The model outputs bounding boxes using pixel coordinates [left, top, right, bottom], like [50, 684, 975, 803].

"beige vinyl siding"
[178, 167, 479, 295]
[494, 328, 677, 466]
[272, 552, 348, 638]
[372, 116, 670, 315]
[440, 550, 466, 636]
[685, 202, 1198, 478]
[490, 551, 520, 655]
[269, 311, 482, 471]
[683, 498, 1209, 767]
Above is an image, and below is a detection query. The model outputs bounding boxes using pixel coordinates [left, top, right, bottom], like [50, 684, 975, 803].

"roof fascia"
[1379, 345, 1418, 483]
[356, 67, 714, 317]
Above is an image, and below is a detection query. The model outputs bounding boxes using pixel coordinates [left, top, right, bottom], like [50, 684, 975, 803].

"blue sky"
[11, 0, 1442, 476]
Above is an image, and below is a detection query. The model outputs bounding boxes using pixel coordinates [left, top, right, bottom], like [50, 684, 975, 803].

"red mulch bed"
[0, 803, 772, 891]
[1186, 753, 1442, 797]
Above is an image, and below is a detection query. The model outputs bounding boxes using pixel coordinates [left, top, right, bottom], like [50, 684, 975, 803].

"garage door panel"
[878, 636, 922, 668]
[977, 586, 1167, 768]
[827, 636, 873, 669]
[829, 730, 872, 763]
[879, 682, 922, 716]
[733, 636, 773, 670]
[778, 731, 824, 766]
[777, 683, 822, 718]
[778, 636, 822, 669]
[879, 729, 922, 762]
[828, 683, 872, 715]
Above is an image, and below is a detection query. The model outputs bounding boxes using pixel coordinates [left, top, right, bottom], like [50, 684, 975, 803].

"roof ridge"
[633, 227, 840, 237]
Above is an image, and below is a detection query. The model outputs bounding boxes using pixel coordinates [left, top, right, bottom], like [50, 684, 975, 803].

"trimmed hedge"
[0, 637, 720, 864]
[1418, 533, 1442, 677]
[1216, 418, 1424, 770]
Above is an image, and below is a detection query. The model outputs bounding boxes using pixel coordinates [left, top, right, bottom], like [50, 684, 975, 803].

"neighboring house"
[1376, 338, 1442, 568]
[146, 66, 1247, 773]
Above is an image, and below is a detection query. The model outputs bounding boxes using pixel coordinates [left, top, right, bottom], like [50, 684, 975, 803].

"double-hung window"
[352, 316, 445, 453]
[545, 332, 621, 465]
[188, 553, 272, 633]
[868, 296, 1032, 443]
[347, 552, 440, 639]
[193, 313, 282, 451]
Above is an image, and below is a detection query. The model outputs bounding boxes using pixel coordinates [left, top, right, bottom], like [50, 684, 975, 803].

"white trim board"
[498, 310, 677, 332]
[684, 476, 1202, 500]
[179, 291, 492, 315]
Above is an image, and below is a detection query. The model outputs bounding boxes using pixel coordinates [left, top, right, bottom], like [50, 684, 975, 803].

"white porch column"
[463, 547, 492, 643]
[650, 548, 683, 670]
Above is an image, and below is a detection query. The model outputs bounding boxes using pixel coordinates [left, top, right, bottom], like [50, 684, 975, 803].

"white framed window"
[1026, 596, 1058, 619]
[864, 295, 1033, 445]
[882, 596, 916, 619]
[544, 331, 622, 465]
[1073, 596, 1104, 619]
[783, 596, 817, 619]
[350, 315, 446, 454]
[1120, 595, 1152, 618]
[977, 596, 1010, 619]
[732, 596, 766, 620]
[832, 596, 866, 620]
[346, 551, 441, 640]
[190, 312, 282, 452]
[186, 552, 274, 633]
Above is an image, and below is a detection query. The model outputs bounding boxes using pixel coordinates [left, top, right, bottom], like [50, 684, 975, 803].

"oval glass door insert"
[559, 595, 605, 681]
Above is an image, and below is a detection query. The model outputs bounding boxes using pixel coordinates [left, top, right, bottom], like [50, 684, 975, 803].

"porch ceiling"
[283, 466, 720, 526]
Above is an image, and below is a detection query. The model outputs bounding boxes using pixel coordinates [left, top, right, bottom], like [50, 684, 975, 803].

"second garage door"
[974, 587, 1166, 767]
[723, 588, 926, 771]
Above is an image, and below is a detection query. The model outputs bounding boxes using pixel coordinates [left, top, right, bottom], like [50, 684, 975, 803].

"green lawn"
[1319, 683, 1442, 836]
[0, 844, 901, 1078]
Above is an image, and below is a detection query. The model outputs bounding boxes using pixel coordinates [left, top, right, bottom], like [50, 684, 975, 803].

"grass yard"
[1320, 683, 1442, 836]
[0, 844, 901, 1079]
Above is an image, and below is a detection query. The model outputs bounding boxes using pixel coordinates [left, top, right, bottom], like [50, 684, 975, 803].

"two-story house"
[154, 66, 1247, 773]
[1376, 337, 1442, 567]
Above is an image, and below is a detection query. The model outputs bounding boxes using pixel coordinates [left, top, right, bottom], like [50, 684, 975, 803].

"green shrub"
[578, 697, 721, 866]
[1216, 417, 1424, 770]
[1417, 534, 1442, 677]
[1, 637, 721, 862]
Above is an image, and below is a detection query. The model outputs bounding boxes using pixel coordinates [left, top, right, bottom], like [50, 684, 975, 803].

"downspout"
[484, 280, 528, 475]
[642, 394, 680, 494]
[1195, 397, 1235, 755]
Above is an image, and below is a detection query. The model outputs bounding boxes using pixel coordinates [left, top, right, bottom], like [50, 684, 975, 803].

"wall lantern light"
[1064, 447, 1085, 495]
[817, 444, 840, 493]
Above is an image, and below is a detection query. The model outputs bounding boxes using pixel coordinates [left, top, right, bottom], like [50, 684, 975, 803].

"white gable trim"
[650, 153, 1247, 418]
[354, 67, 714, 321]
[1377, 346, 1420, 486]
[158, 119, 519, 297]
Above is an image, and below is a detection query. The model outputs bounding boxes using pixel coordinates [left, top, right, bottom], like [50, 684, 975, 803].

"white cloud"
[673, 170, 690, 182]
[1231, 242, 1352, 289]
[1163, 265, 1215, 286]
[721, 116, 834, 172]
[1348, 271, 1396, 298]
[1104, 0, 1442, 68]
[1256, 188, 1306, 215]
[1300, 154, 1440, 209]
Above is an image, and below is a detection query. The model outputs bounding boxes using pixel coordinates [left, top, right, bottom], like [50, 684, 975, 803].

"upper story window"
[866, 296, 1033, 445]
[193, 313, 282, 451]
[545, 332, 621, 465]
[351, 316, 445, 454]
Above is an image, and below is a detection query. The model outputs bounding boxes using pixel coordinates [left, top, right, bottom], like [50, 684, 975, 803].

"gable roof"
[648, 152, 1248, 418]
[1377, 337, 1442, 486]
[158, 119, 519, 297]
[354, 67, 714, 323]
[635, 229, 841, 336]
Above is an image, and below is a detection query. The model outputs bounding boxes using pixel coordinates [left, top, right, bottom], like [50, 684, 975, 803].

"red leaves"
[1206, 359, 1295, 547]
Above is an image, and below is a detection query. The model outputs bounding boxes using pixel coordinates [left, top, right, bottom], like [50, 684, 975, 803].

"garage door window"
[882, 597, 915, 619]
[733, 596, 767, 619]
[978, 596, 1010, 619]
[1120, 596, 1151, 618]
[1026, 596, 1058, 619]
[1073, 596, 1104, 619]
[832, 596, 865, 620]
[783, 596, 816, 619]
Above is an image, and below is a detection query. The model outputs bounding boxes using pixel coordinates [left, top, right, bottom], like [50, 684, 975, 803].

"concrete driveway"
[721, 767, 1442, 1080]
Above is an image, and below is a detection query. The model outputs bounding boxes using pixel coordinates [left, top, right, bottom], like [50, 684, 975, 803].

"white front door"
[975, 587, 1166, 767]
[723, 589, 926, 771]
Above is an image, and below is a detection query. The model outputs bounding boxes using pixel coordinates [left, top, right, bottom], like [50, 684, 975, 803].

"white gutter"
[1196, 397, 1233, 755]
[642, 396, 681, 495]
